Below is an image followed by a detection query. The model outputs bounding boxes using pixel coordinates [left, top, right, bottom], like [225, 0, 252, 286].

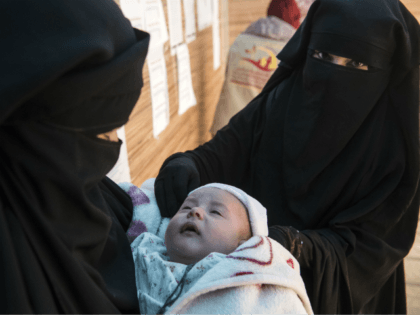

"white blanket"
[120, 179, 313, 314]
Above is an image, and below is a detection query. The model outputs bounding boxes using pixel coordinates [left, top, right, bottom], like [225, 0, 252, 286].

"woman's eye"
[347, 60, 367, 69]
[313, 51, 331, 61]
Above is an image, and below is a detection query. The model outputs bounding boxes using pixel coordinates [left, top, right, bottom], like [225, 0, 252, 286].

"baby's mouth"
[180, 222, 200, 235]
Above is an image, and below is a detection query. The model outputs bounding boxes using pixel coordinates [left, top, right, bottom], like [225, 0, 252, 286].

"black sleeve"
[160, 65, 292, 187]
[100, 176, 134, 232]
[184, 91, 269, 186]
[268, 188, 420, 314]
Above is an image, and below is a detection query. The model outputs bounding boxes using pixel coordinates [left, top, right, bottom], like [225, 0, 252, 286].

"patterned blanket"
[120, 179, 313, 314]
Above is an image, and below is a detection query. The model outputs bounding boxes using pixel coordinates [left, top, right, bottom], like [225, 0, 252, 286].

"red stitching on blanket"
[286, 258, 294, 269]
[226, 237, 273, 266]
[232, 237, 264, 252]
[231, 271, 254, 277]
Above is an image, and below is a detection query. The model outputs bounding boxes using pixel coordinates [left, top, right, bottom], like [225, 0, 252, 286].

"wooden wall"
[402, 0, 420, 21]
[116, 0, 419, 187]
[228, 0, 271, 45]
[115, 0, 232, 186]
[116, 0, 282, 187]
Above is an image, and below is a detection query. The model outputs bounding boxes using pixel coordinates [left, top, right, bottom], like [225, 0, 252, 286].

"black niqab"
[163, 0, 420, 313]
[0, 0, 149, 313]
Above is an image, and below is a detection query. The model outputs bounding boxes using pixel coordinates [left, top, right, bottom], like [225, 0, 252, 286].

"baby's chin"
[166, 248, 204, 265]
[165, 232, 207, 264]
[166, 242, 241, 265]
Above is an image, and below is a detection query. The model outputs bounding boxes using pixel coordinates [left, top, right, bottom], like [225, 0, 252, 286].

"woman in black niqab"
[155, 0, 420, 313]
[0, 0, 149, 313]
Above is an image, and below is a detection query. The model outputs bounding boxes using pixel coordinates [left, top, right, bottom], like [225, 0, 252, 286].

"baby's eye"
[313, 50, 332, 61]
[210, 210, 222, 216]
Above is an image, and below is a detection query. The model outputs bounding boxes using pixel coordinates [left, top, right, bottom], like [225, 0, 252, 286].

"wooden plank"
[405, 258, 420, 285]
[401, 0, 420, 22]
[228, 0, 272, 46]
[407, 283, 420, 315]
[112, 0, 229, 186]
[407, 231, 420, 259]
[406, 217, 420, 315]
[113, 0, 272, 187]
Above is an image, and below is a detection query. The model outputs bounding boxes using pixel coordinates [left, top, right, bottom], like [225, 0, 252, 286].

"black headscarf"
[160, 0, 420, 313]
[0, 0, 149, 313]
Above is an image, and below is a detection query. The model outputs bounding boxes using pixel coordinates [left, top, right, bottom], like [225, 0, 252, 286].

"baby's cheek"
[164, 221, 177, 244]
[216, 228, 242, 251]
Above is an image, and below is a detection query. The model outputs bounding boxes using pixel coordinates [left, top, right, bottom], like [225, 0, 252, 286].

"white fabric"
[244, 16, 296, 41]
[189, 183, 269, 236]
[120, 178, 170, 241]
[296, 0, 316, 21]
[131, 232, 314, 314]
[167, 235, 313, 315]
[210, 18, 293, 135]
[121, 179, 314, 314]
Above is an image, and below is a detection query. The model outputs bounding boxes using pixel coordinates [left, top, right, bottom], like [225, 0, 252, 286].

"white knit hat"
[188, 183, 269, 236]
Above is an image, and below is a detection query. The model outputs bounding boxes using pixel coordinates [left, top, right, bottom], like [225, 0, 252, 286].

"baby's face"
[165, 187, 251, 265]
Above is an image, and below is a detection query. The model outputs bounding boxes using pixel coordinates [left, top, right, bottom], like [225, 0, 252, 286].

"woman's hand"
[155, 157, 200, 218]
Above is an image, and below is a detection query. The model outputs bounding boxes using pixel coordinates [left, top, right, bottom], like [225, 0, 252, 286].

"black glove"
[155, 156, 200, 218]
[269, 226, 303, 260]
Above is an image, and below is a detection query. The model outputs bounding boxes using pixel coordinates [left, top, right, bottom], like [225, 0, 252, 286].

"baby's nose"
[189, 207, 204, 220]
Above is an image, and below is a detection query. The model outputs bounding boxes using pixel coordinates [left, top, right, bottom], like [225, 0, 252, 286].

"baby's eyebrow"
[209, 201, 228, 212]
[183, 197, 198, 205]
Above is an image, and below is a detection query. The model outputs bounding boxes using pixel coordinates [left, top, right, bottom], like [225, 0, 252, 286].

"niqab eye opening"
[312, 50, 370, 70]
[97, 128, 120, 142]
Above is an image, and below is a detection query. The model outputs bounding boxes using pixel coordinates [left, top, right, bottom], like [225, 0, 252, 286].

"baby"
[127, 181, 312, 314]
[165, 184, 264, 265]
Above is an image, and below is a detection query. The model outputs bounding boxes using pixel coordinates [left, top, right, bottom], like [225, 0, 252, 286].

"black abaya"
[0, 0, 149, 313]
[157, 0, 420, 313]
